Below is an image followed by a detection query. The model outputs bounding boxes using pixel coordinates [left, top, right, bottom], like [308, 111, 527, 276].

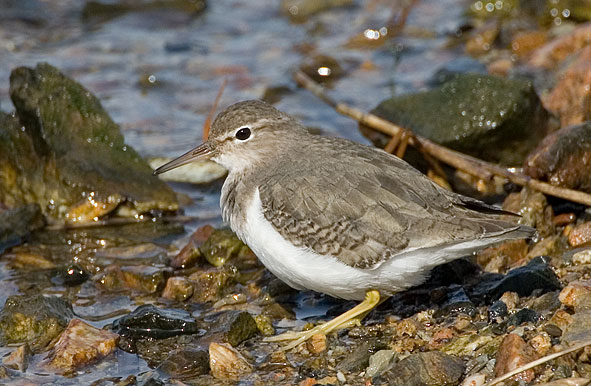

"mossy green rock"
[0, 63, 178, 223]
[364, 74, 550, 165]
[200, 228, 250, 267]
[0, 294, 74, 353]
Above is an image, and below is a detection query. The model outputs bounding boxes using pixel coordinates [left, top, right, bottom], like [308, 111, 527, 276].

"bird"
[154, 100, 535, 350]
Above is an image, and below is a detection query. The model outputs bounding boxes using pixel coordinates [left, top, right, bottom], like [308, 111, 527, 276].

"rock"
[203, 310, 258, 347]
[573, 249, 591, 265]
[488, 300, 509, 323]
[435, 287, 476, 318]
[562, 310, 591, 345]
[162, 277, 194, 302]
[254, 315, 275, 337]
[559, 280, 591, 310]
[366, 349, 397, 378]
[149, 157, 226, 185]
[494, 333, 538, 382]
[544, 46, 591, 126]
[506, 308, 540, 327]
[169, 225, 214, 268]
[159, 347, 210, 379]
[306, 333, 327, 354]
[429, 327, 457, 350]
[529, 332, 552, 356]
[209, 342, 252, 381]
[97, 265, 169, 294]
[538, 379, 591, 386]
[1, 63, 178, 224]
[0, 294, 73, 353]
[530, 22, 591, 69]
[112, 304, 201, 340]
[45, 318, 119, 373]
[524, 122, 591, 194]
[199, 228, 250, 267]
[382, 351, 465, 386]
[281, 0, 353, 22]
[504, 188, 554, 237]
[57, 263, 89, 286]
[363, 74, 550, 165]
[569, 222, 591, 248]
[2, 344, 31, 371]
[336, 339, 387, 372]
[0, 204, 44, 253]
[189, 265, 239, 303]
[473, 256, 561, 301]
[465, 19, 498, 56]
[512, 30, 548, 57]
[429, 57, 487, 87]
[477, 239, 529, 273]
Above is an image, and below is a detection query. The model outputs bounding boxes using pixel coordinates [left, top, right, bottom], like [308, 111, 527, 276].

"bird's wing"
[258, 136, 527, 269]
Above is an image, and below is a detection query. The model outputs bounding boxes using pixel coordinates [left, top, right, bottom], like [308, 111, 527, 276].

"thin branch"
[202, 78, 227, 141]
[484, 339, 591, 386]
[293, 70, 591, 207]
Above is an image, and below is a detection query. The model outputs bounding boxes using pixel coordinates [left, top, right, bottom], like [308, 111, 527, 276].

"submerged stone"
[363, 74, 550, 165]
[159, 347, 210, 379]
[0, 294, 74, 353]
[1, 63, 177, 224]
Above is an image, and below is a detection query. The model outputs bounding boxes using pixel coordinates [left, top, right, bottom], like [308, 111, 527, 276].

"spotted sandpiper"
[154, 100, 535, 350]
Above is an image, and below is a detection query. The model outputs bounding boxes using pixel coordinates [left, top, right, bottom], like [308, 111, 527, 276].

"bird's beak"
[153, 142, 213, 175]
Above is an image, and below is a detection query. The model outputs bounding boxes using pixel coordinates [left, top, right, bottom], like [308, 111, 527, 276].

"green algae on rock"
[363, 74, 550, 165]
[0, 294, 74, 353]
[1, 63, 178, 224]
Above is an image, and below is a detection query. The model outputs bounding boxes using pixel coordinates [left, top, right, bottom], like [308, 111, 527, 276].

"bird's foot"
[263, 290, 380, 351]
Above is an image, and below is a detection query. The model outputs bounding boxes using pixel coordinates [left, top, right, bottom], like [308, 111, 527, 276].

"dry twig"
[293, 70, 591, 207]
[202, 78, 227, 141]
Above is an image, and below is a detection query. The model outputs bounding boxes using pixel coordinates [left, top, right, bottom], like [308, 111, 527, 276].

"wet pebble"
[2, 344, 30, 371]
[365, 349, 397, 378]
[209, 342, 252, 381]
[98, 265, 170, 294]
[559, 279, 591, 310]
[59, 263, 89, 286]
[336, 339, 387, 372]
[494, 333, 538, 382]
[158, 347, 210, 378]
[572, 249, 591, 265]
[170, 224, 214, 268]
[306, 333, 327, 354]
[45, 318, 119, 372]
[203, 310, 258, 347]
[382, 351, 465, 386]
[569, 221, 591, 248]
[162, 276, 193, 302]
[113, 304, 201, 339]
[189, 265, 239, 303]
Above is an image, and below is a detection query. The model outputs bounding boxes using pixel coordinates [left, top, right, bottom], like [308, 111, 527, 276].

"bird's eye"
[235, 127, 251, 141]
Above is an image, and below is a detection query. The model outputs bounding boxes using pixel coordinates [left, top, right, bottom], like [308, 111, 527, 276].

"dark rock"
[57, 263, 89, 286]
[429, 58, 488, 86]
[363, 74, 550, 165]
[112, 304, 202, 339]
[199, 228, 250, 268]
[159, 347, 209, 378]
[381, 351, 465, 386]
[0, 294, 73, 353]
[528, 291, 561, 315]
[473, 256, 561, 301]
[435, 287, 476, 318]
[488, 300, 509, 322]
[202, 310, 258, 347]
[2, 63, 178, 224]
[507, 308, 540, 327]
[524, 122, 591, 193]
[336, 339, 388, 372]
[0, 203, 44, 253]
[299, 54, 345, 84]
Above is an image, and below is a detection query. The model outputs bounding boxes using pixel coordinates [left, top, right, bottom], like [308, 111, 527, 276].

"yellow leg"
[263, 290, 381, 351]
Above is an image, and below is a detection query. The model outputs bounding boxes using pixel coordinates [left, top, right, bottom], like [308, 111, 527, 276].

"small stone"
[549, 309, 574, 331]
[559, 280, 591, 310]
[306, 333, 327, 354]
[112, 304, 201, 339]
[529, 332, 552, 356]
[366, 349, 397, 378]
[461, 374, 486, 386]
[169, 225, 214, 268]
[569, 222, 591, 248]
[254, 315, 275, 337]
[162, 276, 194, 302]
[572, 249, 591, 265]
[159, 348, 209, 378]
[494, 334, 538, 382]
[45, 318, 119, 372]
[189, 265, 239, 303]
[382, 351, 465, 386]
[499, 292, 519, 311]
[512, 30, 547, 57]
[429, 327, 456, 350]
[204, 310, 258, 347]
[562, 310, 591, 345]
[2, 344, 30, 371]
[336, 339, 387, 372]
[530, 23, 591, 69]
[98, 265, 169, 294]
[554, 213, 577, 227]
[209, 342, 252, 381]
[336, 370, 346, 383]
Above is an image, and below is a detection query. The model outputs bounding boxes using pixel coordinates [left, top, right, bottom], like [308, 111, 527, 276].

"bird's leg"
[264, 290, 381, 351]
